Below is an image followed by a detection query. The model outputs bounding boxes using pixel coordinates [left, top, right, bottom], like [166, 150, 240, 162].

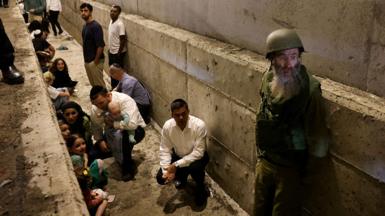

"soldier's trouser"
[254, 158, 302, 216]
[0, 18, 14, 71]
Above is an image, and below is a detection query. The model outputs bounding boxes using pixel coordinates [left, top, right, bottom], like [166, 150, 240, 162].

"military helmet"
[265, 28, 304, 59]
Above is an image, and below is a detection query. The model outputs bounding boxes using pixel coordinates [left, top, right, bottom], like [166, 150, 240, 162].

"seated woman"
[49, 58, 78, 94]
[60, 101, 96, 163]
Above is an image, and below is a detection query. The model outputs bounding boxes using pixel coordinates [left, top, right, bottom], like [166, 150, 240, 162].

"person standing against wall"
[24, 0, 46, 22]
[255, 28, 329, 215]
[108, 5, 127, 89]
[46, 0, 63, 36]
[80, 3, 106, 88]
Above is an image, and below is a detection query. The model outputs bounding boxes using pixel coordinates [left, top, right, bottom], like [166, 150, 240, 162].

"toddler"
[107, 101, 136, 144]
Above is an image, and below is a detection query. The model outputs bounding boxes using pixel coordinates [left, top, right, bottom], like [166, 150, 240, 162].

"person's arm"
[174, 122, 207, 168]
[117, 22, 126, 54]
[90, 106, 105, 142]
[47, 44, 55, 59]
[159, 124, 174, 182]
[93, 47, 104, 65]
[93, 24, 105, 65]
[58, 91, 70, 97]
[118, 35, 126, 54]
[95, 200, 108, 216]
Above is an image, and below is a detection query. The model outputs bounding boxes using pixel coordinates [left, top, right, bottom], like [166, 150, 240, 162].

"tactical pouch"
[257, 118, 290, 152]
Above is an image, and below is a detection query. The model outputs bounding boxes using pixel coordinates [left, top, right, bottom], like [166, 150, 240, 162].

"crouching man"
[156, 99, 209, 206]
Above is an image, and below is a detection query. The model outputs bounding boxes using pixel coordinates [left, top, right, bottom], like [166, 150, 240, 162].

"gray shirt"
[116, 73, 151, 106]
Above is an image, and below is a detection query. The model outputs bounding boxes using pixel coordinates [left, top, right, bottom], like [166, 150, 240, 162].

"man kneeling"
[156, 99, 209, 206]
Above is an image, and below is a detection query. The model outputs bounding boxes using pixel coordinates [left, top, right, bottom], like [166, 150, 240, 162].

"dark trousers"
[0, 18, 14, 71]
[122, 126, 145, 174]
[137, 103, 151, 124]
[1, 0, 8, 6]
[156, 152, 209, 191]
[108, 51, 126, 89]
[48, 10, 63, 35]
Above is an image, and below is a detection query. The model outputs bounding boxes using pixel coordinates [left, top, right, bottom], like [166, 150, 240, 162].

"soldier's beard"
[269, 63, 304, 104]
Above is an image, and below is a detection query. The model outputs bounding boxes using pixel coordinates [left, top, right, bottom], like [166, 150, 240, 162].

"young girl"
[66, 134, 108, 215]
[49, 58, 78, 94]
[43, 71, 70, 111]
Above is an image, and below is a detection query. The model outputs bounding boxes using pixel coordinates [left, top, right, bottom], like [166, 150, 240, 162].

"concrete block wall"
[97, 0, 385, 99]
[60, 0, 385, 215]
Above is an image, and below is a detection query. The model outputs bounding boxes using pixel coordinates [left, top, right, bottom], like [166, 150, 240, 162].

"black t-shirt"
[82, 20, 105, 63]
[32, 38, 50, 52]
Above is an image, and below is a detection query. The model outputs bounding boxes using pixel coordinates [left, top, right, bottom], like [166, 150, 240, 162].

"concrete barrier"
[60, 1, 385, 215]
[1, 4, 88, 216]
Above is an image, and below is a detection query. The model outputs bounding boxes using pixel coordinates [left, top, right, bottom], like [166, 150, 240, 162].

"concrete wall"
[2, 5, 88, 215]
[60, 0, 385, 215]
[97, 0, 385, 99]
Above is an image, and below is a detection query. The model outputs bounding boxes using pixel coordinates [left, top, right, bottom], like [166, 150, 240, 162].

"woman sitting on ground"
[59, 101, 96, 163]
[49, 58, 78, 94]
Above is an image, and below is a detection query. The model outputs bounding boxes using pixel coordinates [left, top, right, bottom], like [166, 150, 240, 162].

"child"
[58, 120, 71, 141]
[66, 134, 108, 215]
[107, 101, 136, 144]
[43, 71, 70, 111]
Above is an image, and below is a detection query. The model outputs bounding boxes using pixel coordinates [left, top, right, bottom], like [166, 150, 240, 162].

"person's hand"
[103, 115, 114, 127]
[162, 164, 177, 183]
[98, 140, 110, 153]
[29, 9, 35, 13]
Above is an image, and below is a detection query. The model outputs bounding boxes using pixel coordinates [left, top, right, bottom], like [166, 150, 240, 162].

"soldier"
[255, 28, 329, 215]
[0, 19, 24, 85]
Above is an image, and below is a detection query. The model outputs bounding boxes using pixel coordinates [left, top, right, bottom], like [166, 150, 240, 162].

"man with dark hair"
[255, 28, 329, 215]
[90, 86, 146, 181]
[156, 99, 209, 207]
[80, 3, 106, 88]
[109, 64, 151, 123]
[0, 19, 24, 85]
[108, 5, 127, 88]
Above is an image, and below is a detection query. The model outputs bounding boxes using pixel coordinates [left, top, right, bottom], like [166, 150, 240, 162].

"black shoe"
[4, 5, 9, 8]
[121, 172, 134, 182]
[58, 30, 63, 35]
[2, 66, 24, 85]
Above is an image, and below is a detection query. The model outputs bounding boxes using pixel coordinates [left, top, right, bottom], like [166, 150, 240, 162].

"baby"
[107, 101, 136, 144]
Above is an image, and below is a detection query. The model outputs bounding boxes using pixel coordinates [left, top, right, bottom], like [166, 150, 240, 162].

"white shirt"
[91, 91, 146, 141]
[160, 115, 207, 171]
[47, 86, 60, 99]
[46, 0, 62, 12]
[108, 19, 126, 54]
